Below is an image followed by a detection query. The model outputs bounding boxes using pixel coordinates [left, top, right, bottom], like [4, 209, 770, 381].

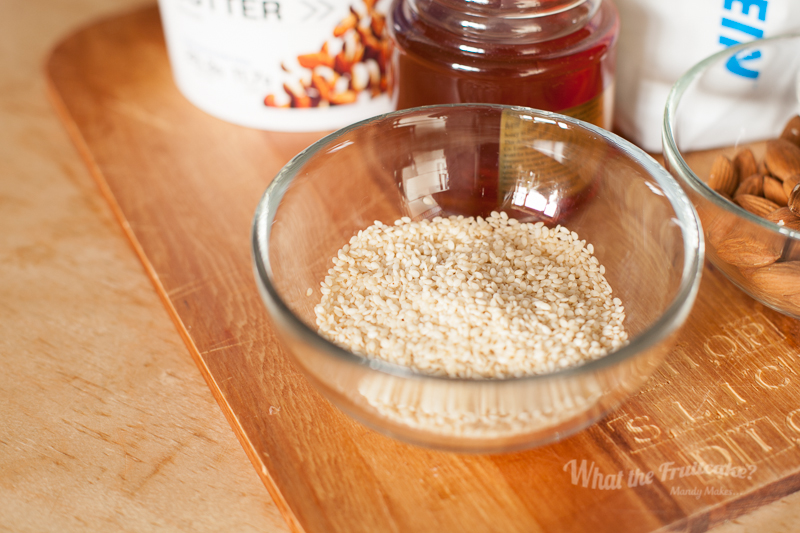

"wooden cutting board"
[45, 5, 800, 532]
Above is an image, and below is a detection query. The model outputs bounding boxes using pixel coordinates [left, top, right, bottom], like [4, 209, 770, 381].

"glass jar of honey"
[388, 0, 619, 129]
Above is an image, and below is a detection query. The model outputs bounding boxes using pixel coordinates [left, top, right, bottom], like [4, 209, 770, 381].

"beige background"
[0, 1, 798, 531]
[0, 1, 288, 531]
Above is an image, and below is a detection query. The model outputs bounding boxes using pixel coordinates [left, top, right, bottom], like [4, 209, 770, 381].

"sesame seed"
[314, 212, 628, 380]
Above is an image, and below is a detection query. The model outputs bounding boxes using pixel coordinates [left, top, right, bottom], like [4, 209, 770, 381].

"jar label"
[498, 108, 606, 222]
[560, 84, 614, 132]
[158, 0, 395, 131]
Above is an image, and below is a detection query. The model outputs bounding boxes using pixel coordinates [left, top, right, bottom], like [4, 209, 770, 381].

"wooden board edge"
[706, 472, 800, 532]
[652, 460, 800, 532]
[42, 38, 306, 533]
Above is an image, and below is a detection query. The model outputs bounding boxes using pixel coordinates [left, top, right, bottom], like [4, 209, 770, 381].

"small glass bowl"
[663, 33, 800, 319]
[253, 104, 703, 453]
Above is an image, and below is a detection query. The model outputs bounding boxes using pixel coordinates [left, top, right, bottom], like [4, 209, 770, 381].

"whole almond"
[329, 90, 358, 105]
[735, 194, 780, 218]
[297, 52, 335, 70]
[783, 174, 800, 198]
[790, 183, 800, 217]
[707, 215, 783, 267]
[734, 148, 759, 180]
[311, 72, 334, 102]
[748, 262, 800, 297]
[781, 115, 800, 148]
[333, 12, 358, 37]
[735, 174, 763, 198]
[765, 139, 800, 181]
[765, 207, 800, 230]
[715, 234, 783, 268]
[708, 155, 739, 196]
[764, 176, 789, 206]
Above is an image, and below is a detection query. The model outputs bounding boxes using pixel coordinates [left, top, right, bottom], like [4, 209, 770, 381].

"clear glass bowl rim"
[662, 32, 800, 242]
[252, 103, 704, 384]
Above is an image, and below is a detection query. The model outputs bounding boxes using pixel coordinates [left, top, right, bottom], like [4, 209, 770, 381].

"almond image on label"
[264, 1, 391, 110]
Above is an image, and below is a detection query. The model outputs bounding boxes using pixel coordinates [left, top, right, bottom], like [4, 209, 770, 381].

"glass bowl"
[252, 103, 703, 453]
[663, 34, 800, 319]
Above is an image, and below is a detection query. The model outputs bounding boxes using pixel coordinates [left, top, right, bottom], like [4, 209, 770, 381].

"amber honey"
[389, 0, 619, 130]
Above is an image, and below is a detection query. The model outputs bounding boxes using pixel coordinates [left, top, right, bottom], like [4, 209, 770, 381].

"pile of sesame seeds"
[313, 211, 628, 379]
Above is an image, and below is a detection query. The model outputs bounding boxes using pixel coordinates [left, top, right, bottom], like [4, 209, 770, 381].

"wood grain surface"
[42, 5, 800, 533]
[0, 1, 289, 532]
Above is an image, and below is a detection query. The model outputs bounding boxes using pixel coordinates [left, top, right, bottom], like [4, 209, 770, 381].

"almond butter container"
[157, 0, 395, 131]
